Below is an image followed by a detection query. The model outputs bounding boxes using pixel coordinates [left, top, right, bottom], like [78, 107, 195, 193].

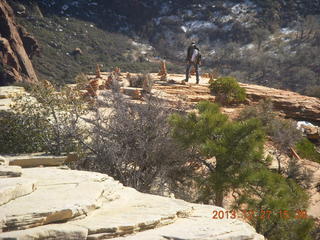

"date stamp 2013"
[212, 209, 308, 220]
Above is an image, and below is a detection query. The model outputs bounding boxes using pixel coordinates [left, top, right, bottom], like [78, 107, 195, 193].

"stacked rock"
[158, 60, 167, 81]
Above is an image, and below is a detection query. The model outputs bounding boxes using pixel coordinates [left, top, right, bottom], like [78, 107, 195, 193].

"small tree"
[209, 76, 246, 105]
[170, 101, 266, 206]
[253, 27, 270, 50]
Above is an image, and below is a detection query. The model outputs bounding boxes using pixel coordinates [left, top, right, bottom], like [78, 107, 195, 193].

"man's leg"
[185, 62, 191, 82]
[195, 63, 200, 84]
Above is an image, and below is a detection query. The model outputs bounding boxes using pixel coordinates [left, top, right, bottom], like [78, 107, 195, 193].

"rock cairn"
[158, 60, 167, 81]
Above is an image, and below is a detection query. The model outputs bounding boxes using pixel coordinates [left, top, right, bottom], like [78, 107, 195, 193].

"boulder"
[0, 98, 13, 111]
[71, 189, 193, 239]
[297, 121, 320, 141]
[122, 87, 143, 100]
[111, 205, 264, 240]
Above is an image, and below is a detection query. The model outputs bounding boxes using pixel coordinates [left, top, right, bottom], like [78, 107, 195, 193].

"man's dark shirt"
[186, 45, 199, 62]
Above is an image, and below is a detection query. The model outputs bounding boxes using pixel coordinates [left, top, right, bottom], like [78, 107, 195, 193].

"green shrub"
[295, 138, 320, 163]
[0, 81, 89, 155]
[209, 76, 246, 105]
[0, 111, 47, 154]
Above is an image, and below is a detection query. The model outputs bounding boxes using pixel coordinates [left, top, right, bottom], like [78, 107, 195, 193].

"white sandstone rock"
[0, 166, 264, 240]
[0, 178, 37, 206]
[0, 165, 22, 178]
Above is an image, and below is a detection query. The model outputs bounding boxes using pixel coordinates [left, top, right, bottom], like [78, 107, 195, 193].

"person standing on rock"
[185, 41, 201, 84]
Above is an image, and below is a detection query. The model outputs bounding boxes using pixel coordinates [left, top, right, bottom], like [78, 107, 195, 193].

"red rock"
[0, 0, 38, 85]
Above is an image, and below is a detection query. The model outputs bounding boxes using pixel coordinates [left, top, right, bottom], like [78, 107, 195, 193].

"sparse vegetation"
[16, 15, 161, 84]
[238, 99, 275, 126]
[128, 73, 153, 93]
[239, 100, 303, 172]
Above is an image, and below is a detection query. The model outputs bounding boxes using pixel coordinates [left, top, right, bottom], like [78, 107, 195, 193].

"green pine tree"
[170, 101, 266, 206]
[170, 101, 315, 239]
[235, 168, 314, 240]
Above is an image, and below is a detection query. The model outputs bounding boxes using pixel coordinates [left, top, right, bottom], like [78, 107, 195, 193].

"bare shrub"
[79, 89, 192, 193]
[239, 99, 303, 173]
[286, 157, 313, 189]
[128, 73, 153, 91]
[238, 98, 275, 126]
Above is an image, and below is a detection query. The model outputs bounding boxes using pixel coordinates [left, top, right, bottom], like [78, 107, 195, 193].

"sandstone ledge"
[4, 154, 67, 168]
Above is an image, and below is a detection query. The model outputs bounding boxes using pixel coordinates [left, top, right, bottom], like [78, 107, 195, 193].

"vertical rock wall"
[0, 0, 38, 85]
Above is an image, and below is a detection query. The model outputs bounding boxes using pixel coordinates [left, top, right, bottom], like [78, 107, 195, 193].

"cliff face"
[0, 0, 38, 85]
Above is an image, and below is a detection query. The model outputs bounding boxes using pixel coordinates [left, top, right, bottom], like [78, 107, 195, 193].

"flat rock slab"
[21, 167, 119, 187]
[6, 154, 67, 167]
[0, 177, 36, 206]
[0, 165, 22, 177]
[72, 190, 193, 239]
[0, 86, 26, 99]
[0, 168, 123, 231]
[0, 223, 88, 240]
[111, 205, 264, 240]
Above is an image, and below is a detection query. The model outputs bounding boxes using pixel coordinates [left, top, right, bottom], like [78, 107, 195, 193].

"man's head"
[191, 41, 196, 46]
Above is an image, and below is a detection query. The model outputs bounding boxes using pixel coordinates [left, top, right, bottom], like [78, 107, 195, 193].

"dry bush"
[78, 88, 193, 193]
[128, 73, 153, 90]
